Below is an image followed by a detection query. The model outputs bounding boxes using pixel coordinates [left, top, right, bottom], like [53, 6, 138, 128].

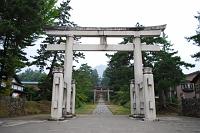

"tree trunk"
[159, 89, 167, 109]
[48, 52, 58, 78]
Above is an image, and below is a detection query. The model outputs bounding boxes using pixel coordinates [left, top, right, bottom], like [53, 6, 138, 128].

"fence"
[182, 98, 200, 117]
[0, 96, 25, 117]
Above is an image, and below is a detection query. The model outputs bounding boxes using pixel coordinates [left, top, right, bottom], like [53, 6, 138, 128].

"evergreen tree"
[104, 35, 193, 107]
[153, 37, 194, 108]
[187, 12, 200, 60]
[0, 0, 58, 94]
[18, 68, 47, 82]
[103, 51, 133, 105]
[73, 64, 98, 107]
[91, 69, 99, 86]
[31, 0, 84, 100]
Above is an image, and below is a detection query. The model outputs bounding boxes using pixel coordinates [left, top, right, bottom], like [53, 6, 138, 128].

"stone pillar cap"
[130, 79, 135, 84]
[53, 67, 64, 73]
[143, 67, 152, 74]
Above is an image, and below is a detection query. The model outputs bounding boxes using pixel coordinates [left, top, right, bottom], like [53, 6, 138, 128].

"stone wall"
[0, 96, 25, 117]
[182, 98, 200, 117]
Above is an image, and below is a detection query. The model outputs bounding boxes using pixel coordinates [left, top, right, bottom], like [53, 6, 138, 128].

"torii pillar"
[63, 35, 74, 117]
[133, 36, 144, 116]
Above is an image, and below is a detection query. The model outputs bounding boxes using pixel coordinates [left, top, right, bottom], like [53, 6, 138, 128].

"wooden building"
[176, 71, 200, 100]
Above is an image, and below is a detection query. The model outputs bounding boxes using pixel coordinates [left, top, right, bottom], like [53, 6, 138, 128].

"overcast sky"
[26, 0, 200, 74]
[68, 0, 200, 74]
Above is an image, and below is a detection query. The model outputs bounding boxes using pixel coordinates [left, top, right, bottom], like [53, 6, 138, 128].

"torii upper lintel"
[45, 25, 166, 37]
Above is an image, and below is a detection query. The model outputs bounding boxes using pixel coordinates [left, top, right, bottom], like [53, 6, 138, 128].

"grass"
[108, 104, 130, 115]
[25, 101, 51, 115]
[76, 103, 96, 114]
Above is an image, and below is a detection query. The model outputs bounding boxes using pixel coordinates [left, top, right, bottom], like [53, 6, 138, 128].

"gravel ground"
[0, 99, 200, 133]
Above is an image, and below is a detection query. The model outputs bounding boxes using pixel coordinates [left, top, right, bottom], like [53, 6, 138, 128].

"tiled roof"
[185, 71, 200, 82]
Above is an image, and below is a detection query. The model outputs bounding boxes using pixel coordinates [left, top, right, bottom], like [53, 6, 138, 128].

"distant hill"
[94, 64, 107, 78]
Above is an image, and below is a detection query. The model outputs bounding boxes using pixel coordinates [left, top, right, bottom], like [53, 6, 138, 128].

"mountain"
[94, 64, 107, 78]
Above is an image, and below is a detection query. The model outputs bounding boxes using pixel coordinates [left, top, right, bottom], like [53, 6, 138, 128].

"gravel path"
[92, 97, 112, 116]
[0, 99, 200, 133]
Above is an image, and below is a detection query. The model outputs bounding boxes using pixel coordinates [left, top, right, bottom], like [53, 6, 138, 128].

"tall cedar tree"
[0, 0, 58, 94]
[31, 0, 84, 100]
[187, 12, 200, 60]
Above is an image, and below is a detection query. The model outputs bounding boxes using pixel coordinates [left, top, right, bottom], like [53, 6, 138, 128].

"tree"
[31, 0, 84, 100]
[103, 35, 193, 108]
[73, 64, 98, 107]
[102, 52, 133, 105]
[91, 69, 99, 86]
[18, 68, 47, 82]
[187, 12, 200, 60]
[153, 39, 194, 108]
[101, 71, 110, 86]
[0, 0, 58, 92]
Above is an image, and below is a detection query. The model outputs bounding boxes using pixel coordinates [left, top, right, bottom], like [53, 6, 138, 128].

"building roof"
[185, 71, 200, 82]
[21, 81, 39, 85]
[12, 75, 24, 86]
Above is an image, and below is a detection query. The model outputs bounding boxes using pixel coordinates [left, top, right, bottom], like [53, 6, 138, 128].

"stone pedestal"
[50, 67, 64, 120]
[143, 67, 156, 120]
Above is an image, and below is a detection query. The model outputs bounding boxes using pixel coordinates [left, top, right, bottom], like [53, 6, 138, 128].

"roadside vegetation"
[76, 103, 97, 115]
[108, 104, 130, 115]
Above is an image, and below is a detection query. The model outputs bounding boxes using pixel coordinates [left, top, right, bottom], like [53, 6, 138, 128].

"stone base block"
[129, 114, 145, 120]
[48, 117, 65, 121]
[64, 114, 73, 119]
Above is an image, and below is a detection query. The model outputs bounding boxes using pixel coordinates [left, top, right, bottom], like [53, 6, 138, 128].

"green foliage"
[101, 71, 110, 86]
[153, 37, 194, 108]
[102, 51, 133, 105]
[187, 12, 200, 60]
[31, 0, 83, 72]
[18, 68, 47, 82]
[18, 68, 48, 100]
[30, 0, 85, 101]
[31, 0, 84, 101]
[103, 35, 193, 107]
[103, 52, 133, 90]
[24, 86, 40, 101]
[73, 64, 99, 108]
[0, 79, 12, 96]
[91, 69, 99, 86]
[0, 0, 58, 91]
[37, 75, 52, 101]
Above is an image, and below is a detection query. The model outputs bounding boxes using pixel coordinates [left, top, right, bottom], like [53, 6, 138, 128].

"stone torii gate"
[93, 86, 113, 103]
[45, 25, 166, 120]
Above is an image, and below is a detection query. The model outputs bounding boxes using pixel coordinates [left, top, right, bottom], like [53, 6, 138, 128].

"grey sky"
[26, 0, 200, 74]
[69, 0, 200, 73]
